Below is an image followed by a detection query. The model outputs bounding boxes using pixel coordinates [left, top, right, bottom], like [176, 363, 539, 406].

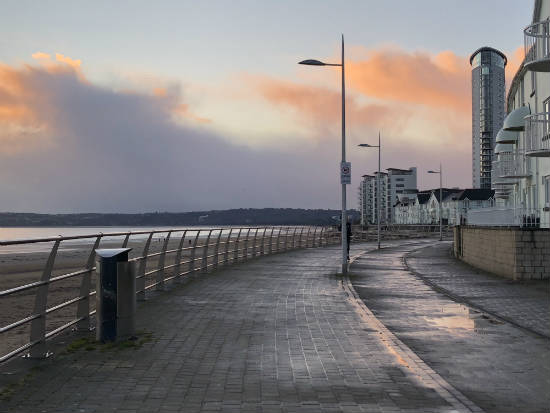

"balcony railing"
[0, 226, 339, 363]
[525, 113, 550, 157]
[491, 160, 519, 190]
[497, 152, 530, 178]
[524, 20, 550, 72]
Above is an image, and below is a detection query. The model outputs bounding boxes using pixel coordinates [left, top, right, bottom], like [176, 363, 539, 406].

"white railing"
[494, 152, 530, 178]
[524, 20, 550, 70]
[525, 113, 550, 156]
[0, 226, 340, 363]
[466, 207, 545, 228]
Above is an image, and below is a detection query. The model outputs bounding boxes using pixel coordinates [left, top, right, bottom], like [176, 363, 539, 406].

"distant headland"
[0, 209, 360, 227]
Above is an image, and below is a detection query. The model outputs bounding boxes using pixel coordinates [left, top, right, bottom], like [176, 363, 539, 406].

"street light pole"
[299, 35, 348, 275]
[428, 164, 443, 241]
[439, 162, 443, 241]
[358, 131, 382, 249]
[377, 132, 381, 249]
[341, 36, 347, 273]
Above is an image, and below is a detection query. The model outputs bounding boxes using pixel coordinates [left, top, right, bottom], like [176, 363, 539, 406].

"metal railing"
[353, 224, 452, 239]
[0, 226, 340, 363]
[466, 207, 547, 228]
[525, 113, 550, 157]
[494, 152, 531, 179]
[524, 20, 550, 70]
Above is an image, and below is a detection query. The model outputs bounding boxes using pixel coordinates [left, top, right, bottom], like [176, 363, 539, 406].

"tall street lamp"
[358, 132, 381, 249]
[299, 35, 348, 275]
[427, 163, 443, 241]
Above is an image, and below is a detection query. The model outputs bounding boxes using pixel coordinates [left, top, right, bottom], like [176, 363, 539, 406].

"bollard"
[95, 248, 135, 342]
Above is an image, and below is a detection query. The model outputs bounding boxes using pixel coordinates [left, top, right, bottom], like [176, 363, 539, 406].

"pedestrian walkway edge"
[345, 251, 484, 413]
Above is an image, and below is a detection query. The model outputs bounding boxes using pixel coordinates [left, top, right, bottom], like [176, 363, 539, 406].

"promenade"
[1, 240, 548, 412]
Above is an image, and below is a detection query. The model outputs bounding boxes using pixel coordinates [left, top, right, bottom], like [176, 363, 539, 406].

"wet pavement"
[405, 243, 550, 338]
[350, 242, 550, 413]
[2, 240, 483, 413]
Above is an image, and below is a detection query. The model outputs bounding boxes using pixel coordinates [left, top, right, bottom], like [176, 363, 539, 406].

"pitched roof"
[416, 193, 431, 204]
[430, 188, 463, 203]
[444, 188, 495, 202]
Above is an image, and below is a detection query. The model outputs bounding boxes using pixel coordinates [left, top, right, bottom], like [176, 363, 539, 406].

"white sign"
[340, 162, 351, 184]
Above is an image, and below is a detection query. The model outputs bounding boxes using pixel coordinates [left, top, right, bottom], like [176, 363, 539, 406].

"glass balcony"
[525, 113, 550, 157]
[524, 20, 550, 72]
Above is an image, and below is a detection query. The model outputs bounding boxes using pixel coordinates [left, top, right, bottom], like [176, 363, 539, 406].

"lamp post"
[358, 132, 381, 249]
[428, 163, 443, 241]
[299, 35, 348, 275]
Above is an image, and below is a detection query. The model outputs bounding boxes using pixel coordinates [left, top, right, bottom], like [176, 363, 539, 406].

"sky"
[0, 1, 532, 213]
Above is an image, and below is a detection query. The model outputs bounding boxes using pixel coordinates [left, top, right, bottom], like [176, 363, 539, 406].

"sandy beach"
[0, 234, 219, 358]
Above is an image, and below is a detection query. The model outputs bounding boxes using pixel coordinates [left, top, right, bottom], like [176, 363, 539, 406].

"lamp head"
[298, 59, 326, 66]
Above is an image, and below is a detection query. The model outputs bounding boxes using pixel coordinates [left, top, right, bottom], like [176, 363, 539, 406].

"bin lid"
[95, 248, 132, 259]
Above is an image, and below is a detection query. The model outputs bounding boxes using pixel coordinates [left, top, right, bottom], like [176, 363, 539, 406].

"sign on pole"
[340, 162, 351, 184]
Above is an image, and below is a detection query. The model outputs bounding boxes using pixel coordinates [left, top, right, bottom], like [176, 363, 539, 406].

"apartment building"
[469, 0, 550, 228]
[358, 167, 417, 225]
[470, 47, 507, 189]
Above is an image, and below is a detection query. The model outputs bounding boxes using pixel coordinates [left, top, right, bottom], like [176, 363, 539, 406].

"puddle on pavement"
[426, 303, 504, 334]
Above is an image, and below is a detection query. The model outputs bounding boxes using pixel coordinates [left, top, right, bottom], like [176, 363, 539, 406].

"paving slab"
[350, 242, 550, 413]
[1, 241, 477, 413]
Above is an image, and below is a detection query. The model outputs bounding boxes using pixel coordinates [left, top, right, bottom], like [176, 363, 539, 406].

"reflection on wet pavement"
[426, 304, 504, 333]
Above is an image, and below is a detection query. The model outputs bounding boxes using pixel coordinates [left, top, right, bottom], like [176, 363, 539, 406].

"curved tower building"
[470, 47, 507, 189]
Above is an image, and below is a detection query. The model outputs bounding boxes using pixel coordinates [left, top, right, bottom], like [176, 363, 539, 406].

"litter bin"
[95, 248, 136, 342]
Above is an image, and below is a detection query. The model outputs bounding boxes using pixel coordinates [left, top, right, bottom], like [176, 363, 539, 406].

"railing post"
[188, 231, 200, 276]
[201, 230, 213, 273]
[319, 227, 326, 247]
[233, 229, 242, 262]
[156, 231, 172, 291]
[136, 233, 153, 301]
[243, 229, 251, 261]
[252, 228, 259, 257]
[173, 230, 188, 282]
[294, 228, 301, 249]
[121, 232, 131, 248]
[27, 239, 60, 358]
[283, 226, 290, 251]
[213, 229, 223, 270]
[76, 235, 102, 331]
[260, 227, 266, 255]
[223, 228, 233, 265]
[311, 227, 319, 248]
[268, 227, 275, 254]
[305, 227, 311, 248]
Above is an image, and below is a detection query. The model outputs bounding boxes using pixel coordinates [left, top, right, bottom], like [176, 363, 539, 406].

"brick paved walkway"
[404, 242, 550, 338]
[350, 242, 550, 413]
[1, 242, 479, 413]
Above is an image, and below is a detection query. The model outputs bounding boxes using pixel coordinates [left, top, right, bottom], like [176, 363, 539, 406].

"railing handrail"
[524, 20, 550, 38]
[0, 225, 340, 363]
[0, 225, 321, 246]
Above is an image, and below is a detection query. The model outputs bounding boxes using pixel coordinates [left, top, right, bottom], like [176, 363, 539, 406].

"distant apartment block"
[470, 46, 507, 189]
[358, 167, 417, 225]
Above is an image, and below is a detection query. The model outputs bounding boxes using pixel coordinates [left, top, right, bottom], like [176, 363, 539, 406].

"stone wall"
[453, 226, 550, 280]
